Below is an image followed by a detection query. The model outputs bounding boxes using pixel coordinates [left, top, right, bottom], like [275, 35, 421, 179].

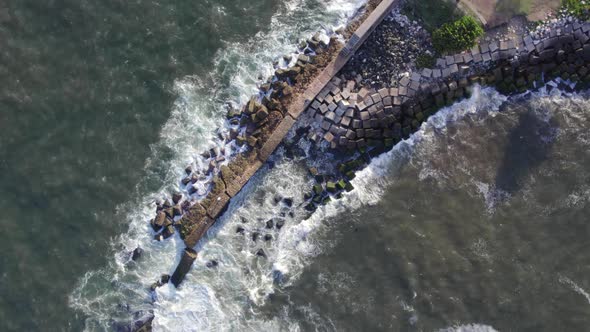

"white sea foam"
[559, 275, 590, 305]
[437, 324, 499, 332]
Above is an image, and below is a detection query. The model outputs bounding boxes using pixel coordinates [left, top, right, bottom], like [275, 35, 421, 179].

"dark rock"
[252, 232, 260, 242]
[173, 205, 182, 217]
[131, 247, 143, 261]
[264, 234, 273, 242]
[273, 195, 282, 205]
[276, 219, 285, 230]
[206, 260, 218, 268]
[151, 212, 167, 231]
[256, 249, 266, 258]
[160, 274, 170, 284]
[266, 219, 274, 229]
[172, 192, 183, 204]
[282, 197, 293, 207]
[236, 226, 245, 234]
[162, 225, 175, 239]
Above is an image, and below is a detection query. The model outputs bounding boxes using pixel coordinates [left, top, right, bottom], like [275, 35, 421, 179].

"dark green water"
[3, 0, 590, 331]
[262, 89, 590, 331]
[0, 0, 279, 330]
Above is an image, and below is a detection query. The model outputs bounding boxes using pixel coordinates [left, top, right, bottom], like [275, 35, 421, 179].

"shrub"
[432, 16, 484, 54]
[562, 0, 590, 20]
[415, 54, 436, 69]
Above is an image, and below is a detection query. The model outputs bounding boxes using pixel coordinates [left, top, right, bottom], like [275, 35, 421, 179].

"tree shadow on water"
[495, 106, 558, 194]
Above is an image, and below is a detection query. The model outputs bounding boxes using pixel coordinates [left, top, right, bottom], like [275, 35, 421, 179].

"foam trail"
[559, 275, 590, 305]
[436, 324, 499, 332]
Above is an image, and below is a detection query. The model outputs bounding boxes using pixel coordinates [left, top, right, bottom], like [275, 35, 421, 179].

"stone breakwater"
[307, 16, 590, 150]
[136, 0, 398, 295]
[138, 0, 590, 311]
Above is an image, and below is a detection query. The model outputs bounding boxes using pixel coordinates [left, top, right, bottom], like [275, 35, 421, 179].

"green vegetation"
[562, 0, 590, 20]
[416, 54, 436, 69]
[402, 0, 462, 32]
[432, 16, 484, 54]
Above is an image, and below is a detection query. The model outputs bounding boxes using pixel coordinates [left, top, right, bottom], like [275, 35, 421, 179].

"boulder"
[172, 192, 183, 204]
[151, 212, 167, 231]
[173, 205, 182, 217]
[313, 184, 323, 195]
[162, 225, 175, 239]
[131, 247, 143, 261]
[326, 181, 337, 193]
[256, 249, 266, 258]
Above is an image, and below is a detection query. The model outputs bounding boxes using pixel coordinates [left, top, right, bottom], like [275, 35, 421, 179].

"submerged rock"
[206, 260, 218, 268]
[256, 249, 266, 258]
[131, 247, 143, 261]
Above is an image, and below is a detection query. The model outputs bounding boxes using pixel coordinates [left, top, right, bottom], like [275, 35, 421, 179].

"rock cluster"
[308, 19, 590, 150]
[341, 11, 434, 87]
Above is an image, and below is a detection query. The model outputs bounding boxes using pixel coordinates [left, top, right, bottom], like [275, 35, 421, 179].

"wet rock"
[160, 274, 170, 284]
[151, 212, 167, 232]
[264, 234, 273, 242]
[240, 217, 248, 223]
[164, 207, 175, 218]
[172, 192, 183, 204]
[256, 249, 266, 258]
[131, 247, 143, 261]
[181, 176, 191, 185]
[313, 184, 323, 195]
[276, 219, 285, 230]
[273, 194, 283, 205]
[252, 232, 260, 242]
[282, 197, 293, 207]
[162, 225, 175, 239]
[173, 205, 182, 217]
[326, 181, 337, 193]
[266, 219, 274, 229]
[206, 260, 218, 268]
[127, 310, 154, 332]
[236, 226, 245, 234]
[184, 166, 192, 175]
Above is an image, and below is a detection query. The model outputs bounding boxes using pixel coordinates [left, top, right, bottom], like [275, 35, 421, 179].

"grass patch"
[432, 15, 484, 54]
[562, 0, 590, 19]
[402, 0, 462, 32]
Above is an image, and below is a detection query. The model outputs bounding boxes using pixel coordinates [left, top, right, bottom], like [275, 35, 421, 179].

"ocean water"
[2, 0, 590, 331]
[0, 0, 364, 330]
